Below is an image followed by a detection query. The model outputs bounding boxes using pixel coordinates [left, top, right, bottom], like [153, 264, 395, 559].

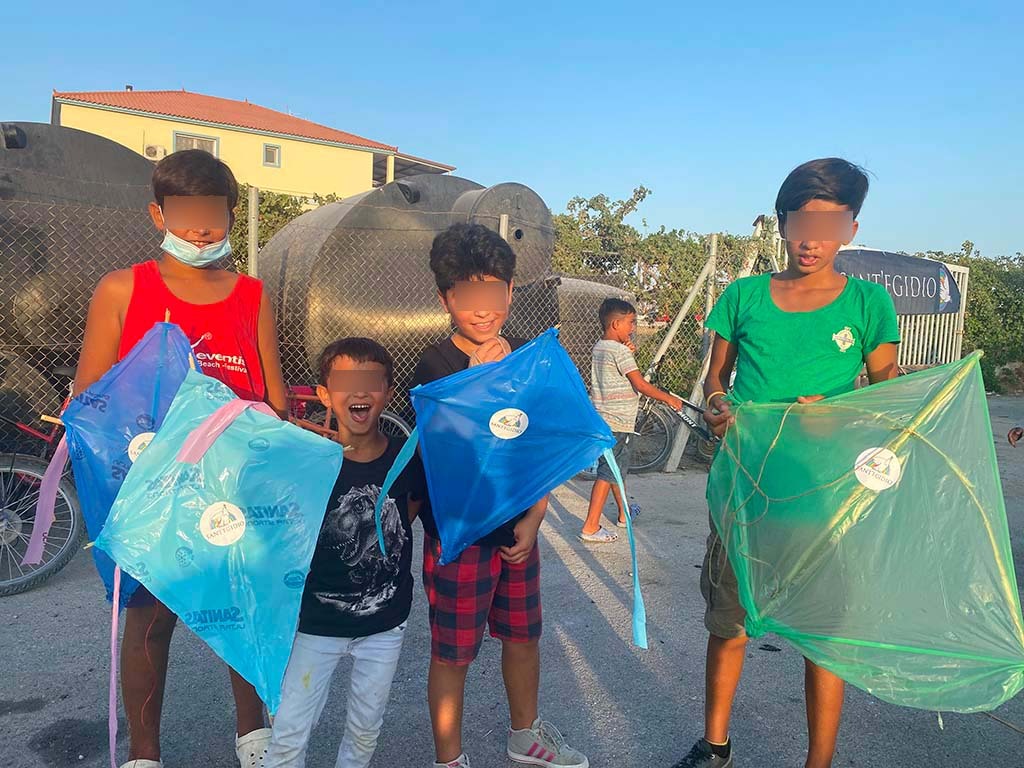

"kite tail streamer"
[373, 427, 419, 555]
[108, 566, 122, 768]
[176, 400, 278, 463]
[22, 435, 69, 565]
[604, 447, 648, 649]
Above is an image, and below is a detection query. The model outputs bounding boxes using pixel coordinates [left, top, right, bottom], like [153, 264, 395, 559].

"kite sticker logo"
[200, 502, 247, 546]
[855, 448, 902, 491]
[832, 327, 855, 353]
[489, 408, 529, 439]
[128, 432, 156, 463]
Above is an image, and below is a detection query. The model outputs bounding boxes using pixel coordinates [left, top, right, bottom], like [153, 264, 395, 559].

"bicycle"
[0, 367, 85, 597]
[286, 385, 412, 440]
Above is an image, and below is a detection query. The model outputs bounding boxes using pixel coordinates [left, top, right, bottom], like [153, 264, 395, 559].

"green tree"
[228, 185, 341, 273]
[917, 242, 1024, 391]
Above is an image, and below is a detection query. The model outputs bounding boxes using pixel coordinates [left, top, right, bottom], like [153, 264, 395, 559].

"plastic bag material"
[95, 370, 344, 712]
[377, 328, 647, 648]
[23, 322, 192, 605]
[707, 351, 1024, 712]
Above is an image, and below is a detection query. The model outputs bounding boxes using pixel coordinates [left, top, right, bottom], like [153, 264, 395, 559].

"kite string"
[984, 711, 1024, 737]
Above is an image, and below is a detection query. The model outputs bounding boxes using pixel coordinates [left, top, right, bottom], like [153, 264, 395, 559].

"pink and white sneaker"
[507, 718, 589, 767]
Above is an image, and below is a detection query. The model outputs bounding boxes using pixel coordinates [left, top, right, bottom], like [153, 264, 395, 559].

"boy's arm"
[703, 334, 738, 437]
[74, 272, 131, 395]
[256, 290, 289, 418]
[625, 370, 683, 411]
[499, 496, 547, 564]
[864, 342, 899, 384]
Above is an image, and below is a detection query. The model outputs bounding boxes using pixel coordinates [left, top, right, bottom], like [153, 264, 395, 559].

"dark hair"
[152, 149, 240, 210]
[429, 223, 516, 293]
[599, 297, 636, 330]
[317, 337, 395, 386]
[775, 158, 869, 228]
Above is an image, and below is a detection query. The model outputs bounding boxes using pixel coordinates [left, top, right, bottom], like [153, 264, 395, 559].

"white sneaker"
[433, 754, 471, 768]
[235, 727, 272, 768]
[120, 761, 163, 768]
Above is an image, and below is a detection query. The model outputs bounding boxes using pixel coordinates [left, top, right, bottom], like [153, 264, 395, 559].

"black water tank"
[258, 174, 556, 392]
[0, 122, 157, 449]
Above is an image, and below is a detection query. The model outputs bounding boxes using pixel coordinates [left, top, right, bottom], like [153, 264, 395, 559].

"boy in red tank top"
[75, 150, 288, 768]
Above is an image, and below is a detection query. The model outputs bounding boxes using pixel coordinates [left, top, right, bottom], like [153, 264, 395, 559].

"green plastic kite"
[707, 351, 1024, 712]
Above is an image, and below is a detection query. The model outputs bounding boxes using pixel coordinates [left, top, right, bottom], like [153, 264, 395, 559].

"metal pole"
[644, 237, 717, 380]
[662, 224, 764, 472]
[247, 186, 260, 277]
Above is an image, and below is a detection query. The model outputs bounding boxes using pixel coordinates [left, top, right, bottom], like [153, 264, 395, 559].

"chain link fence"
[0, 198, 159, 452]
[0, 185, 769, 460]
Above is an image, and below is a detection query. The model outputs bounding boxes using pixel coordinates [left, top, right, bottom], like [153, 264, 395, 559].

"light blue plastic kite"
[95, 370, 344, 711]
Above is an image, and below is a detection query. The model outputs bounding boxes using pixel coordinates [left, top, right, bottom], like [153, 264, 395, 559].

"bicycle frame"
[0, 384, 72, 457]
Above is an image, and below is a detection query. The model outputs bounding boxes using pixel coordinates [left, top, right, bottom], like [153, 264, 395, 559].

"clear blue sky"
[7, 1, 1022, 257]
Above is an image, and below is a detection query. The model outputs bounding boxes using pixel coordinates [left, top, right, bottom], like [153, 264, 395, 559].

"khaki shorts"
[699, 512, 747, 639]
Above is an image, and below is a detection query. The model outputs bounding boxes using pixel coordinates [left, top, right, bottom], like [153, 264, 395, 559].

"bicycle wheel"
[379, 411, 412, 439]
[0, 453, 84, 596]
[631, 406, 675, 473]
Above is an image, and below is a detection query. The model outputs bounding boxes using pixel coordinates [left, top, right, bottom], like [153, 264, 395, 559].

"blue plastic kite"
[377, 328, 647, 648]
[24, 322, 192, 606]
[95, 370, 344, 711]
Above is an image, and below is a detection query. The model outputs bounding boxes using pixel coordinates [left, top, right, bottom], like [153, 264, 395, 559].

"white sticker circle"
[200, 501, 247, 546]
[854, 447, 902, 491]
[128, 432, 156, 463]
[489, 408, 529, 440]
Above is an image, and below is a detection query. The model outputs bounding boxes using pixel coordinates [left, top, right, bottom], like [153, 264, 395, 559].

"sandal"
[617, 503, 641, 528]
[235, 727, 272, 768]
[579, 527, 618, 543]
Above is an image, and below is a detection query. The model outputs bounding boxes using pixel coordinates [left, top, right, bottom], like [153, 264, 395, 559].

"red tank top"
[118, 260, 266, 401]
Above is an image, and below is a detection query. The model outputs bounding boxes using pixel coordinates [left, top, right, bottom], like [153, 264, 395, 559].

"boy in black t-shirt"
[266, 338, 426, 768]
[411, 224, 588, 768]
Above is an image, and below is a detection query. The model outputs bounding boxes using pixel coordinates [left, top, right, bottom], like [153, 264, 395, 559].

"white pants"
[266, 625, 406, 768]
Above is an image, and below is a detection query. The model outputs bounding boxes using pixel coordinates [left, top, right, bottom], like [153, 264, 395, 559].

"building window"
[263, 144, 281, 167]
[173, 132, 218, 156]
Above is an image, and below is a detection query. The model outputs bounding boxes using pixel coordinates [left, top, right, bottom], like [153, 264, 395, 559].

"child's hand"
[668, 395, 684, 412]
[703, 399, 734, 438]
[625, 340, 637, 353]
[468, 337, 511, 367]
[1009, 427, 1023, 447]
[500, 515, 541, 564]
[797, 395, 826, 404]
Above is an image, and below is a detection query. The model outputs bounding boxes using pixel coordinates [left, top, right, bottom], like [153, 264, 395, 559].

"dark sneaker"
[671, 739, 733, 768]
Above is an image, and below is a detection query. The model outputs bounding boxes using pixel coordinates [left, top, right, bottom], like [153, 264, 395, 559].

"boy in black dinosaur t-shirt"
[410, 224, 588, 768]
[266, 338, 426, 768]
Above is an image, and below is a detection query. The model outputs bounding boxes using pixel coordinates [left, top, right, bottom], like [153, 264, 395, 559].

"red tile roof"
[53, 89, 397, 151]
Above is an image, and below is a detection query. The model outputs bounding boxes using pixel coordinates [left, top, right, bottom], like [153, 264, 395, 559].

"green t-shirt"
[705, 273, 900, 404]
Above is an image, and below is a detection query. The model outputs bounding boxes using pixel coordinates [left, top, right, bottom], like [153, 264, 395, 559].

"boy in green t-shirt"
[673, 158, 900, 768]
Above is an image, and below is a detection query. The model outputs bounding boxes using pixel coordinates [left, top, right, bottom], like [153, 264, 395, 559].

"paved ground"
[2, 398, 1023, 768]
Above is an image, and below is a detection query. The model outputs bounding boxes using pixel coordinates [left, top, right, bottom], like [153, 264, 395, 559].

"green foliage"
[228, 185, 340, 274]
[552, 188, 781, 393]
[922, 241, 1024, 391]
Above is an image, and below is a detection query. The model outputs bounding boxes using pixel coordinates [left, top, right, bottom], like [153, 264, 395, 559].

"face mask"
[160, 229, 232, 268]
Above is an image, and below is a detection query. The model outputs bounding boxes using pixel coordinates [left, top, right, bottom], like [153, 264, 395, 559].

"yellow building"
[51, 88, 453, 199]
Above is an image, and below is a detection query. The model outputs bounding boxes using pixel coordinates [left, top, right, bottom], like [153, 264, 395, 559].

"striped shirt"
[590, 339, 640, 432]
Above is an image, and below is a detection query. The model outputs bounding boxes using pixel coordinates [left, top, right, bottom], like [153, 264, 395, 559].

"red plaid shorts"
[422, 534, 542, 665]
